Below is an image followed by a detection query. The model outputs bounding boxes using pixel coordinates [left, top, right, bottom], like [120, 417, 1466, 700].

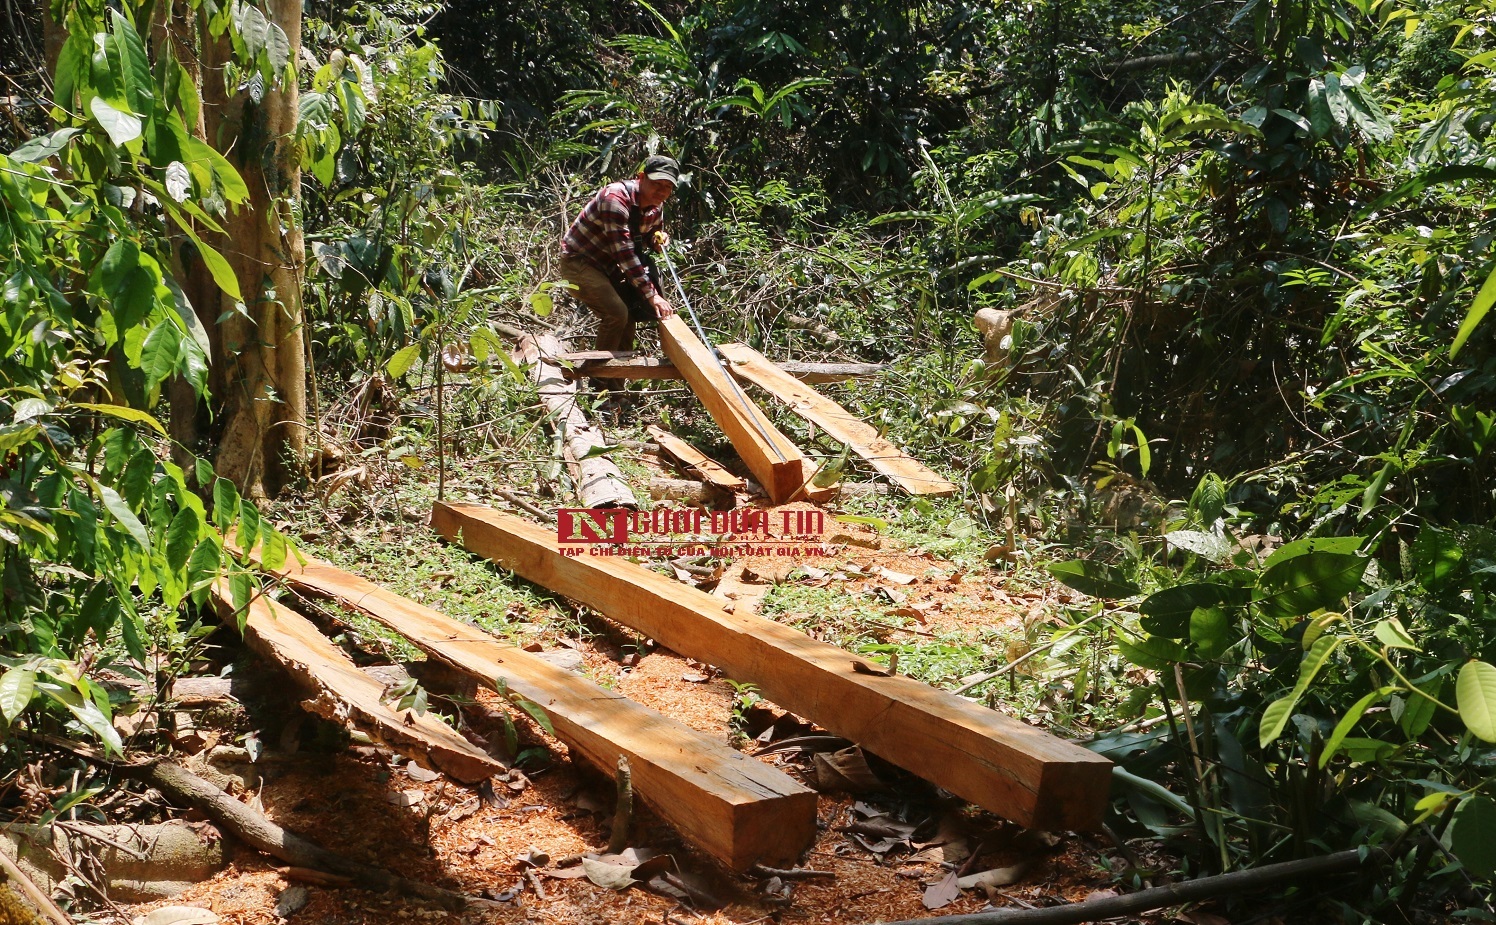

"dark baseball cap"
[641, 155, 680, 184]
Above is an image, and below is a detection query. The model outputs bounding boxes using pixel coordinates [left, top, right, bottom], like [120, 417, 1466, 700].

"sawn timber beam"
[432, 502, 1114, 832]
[717, 342, 958, 498]
[259, 551, 818, 870]
[211, 584, 502, 784]
[657, 315, 834, 504]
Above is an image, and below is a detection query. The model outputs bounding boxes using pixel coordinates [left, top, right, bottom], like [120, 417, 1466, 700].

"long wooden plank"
[262, 553, 818, 870]
[647, 425, 747, 492]
[211, 584, 502, 784]
[657, 315, 834, 504]
[560, 352, 883, 384]
[432, 502, 1114, 832]
[718, 343, 958, 498]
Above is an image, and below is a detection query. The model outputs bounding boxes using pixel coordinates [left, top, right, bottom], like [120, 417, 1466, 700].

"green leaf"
[1451, 797, 1496, 877]
[1319, 686, 1395, 768]
[1116, 633, 1188, 670]
[512, 695, 555, 736]
[170, 212, 243, 301]
[98, 484, 149, 550]
[1189, 606, 1232, 658]
[1457, 660, 1496, 742]
[212, 478, 240, 533]
[527, 290, 554, 317]
[261, 529, 288, 571]
[70, 402, 167, 436]
[165, 506, 201, 573]
[1163, 529, 1234, 563]
[264, 22, 292, 73]
[1139, 583, 1238, 638]
[110, 10, 154, 114]
[1262, 535, 1365, 567]
[386, 343, 421, 378]
[1373, 618, 1418, 651]
[1253, 551, 1366, 620]
[1046, 560, 1140, 599]
[0, 669, 36, 723]
[141, 319, 183, 388]
[1452, 262, 1496, 360]
[1189, 472, 1226, 525]
[9, 128, 83, 163]
[1411, 526, 1463, 589]
[182, 136, 250, 204]
[89, 96, 143, 147]
[236, 499, 262, 553]
[1400, 680, 1440, 738]
[1259, 636, 1342, 747]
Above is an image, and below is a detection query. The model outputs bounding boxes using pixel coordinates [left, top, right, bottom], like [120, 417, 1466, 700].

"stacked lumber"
[259, 552, 818, 870]
[432, 502, 1114, 832]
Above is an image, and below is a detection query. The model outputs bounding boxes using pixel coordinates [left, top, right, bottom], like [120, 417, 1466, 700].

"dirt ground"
[117, 498, 1180, 925]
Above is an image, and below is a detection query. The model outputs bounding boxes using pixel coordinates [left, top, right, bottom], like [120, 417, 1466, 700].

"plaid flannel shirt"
[561, 179, 663, 300]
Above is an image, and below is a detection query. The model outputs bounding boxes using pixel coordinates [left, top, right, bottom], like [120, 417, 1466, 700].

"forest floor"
[114, 351, 1189, 925]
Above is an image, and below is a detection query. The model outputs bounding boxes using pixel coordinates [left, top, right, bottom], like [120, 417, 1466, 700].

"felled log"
[517, 334, 636, 509]
[646, 425, 746, 492]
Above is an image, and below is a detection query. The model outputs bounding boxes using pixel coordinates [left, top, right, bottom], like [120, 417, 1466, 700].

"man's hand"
[652, 294, 676, 319]
[653, 230, 671, 249]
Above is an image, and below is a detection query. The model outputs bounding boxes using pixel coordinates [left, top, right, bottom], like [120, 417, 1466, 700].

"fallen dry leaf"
[957, 862, 1031, 899]
[134, 908, 220, 925]
[387, 788, 425, 807]
[922, 872, 961, 910]
[405, 760, 440, 782]
[813, 747, 886, 793]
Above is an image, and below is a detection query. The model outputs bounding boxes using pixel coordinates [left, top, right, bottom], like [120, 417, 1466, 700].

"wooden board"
[657, 315, 834, 504]
[718, 343, 958, 498]
[261, 553, 818, 870]
[211, 584, 502, 784]
[559, 352, 882, 384]
[647, 425, 747, 492]
[432, 502, 1114, 832]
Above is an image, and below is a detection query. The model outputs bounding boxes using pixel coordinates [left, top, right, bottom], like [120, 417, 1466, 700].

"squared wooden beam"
[717, 343, 957, 497]
[212, 584, 502, 784]
[647, 424, 747, 492]
[259, 552, 818, 870]
[657, 315, 834, 504]
[432, 502, 1114, 832]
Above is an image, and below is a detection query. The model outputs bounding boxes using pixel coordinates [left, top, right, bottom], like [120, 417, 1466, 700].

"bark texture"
[180, 0, 308, 498]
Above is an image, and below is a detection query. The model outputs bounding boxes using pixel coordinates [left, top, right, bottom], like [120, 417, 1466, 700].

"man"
[560, 155, 680, 357]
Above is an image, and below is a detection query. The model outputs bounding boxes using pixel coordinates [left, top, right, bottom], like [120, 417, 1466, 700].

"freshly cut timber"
[559, 351, 884, 384]
[259, 552, 818, 870]
[519, 334, 636, 508]
[717, 342, 958, 498]
[211, 584, 501, 784]
[432, 502, 1114, 832]
[657, 315, 835, 504]
[647, 424, 747, 492]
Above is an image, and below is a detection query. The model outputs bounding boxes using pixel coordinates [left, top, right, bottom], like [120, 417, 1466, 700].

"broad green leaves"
[1253, 551, 1367, 620]
[1451, 262, 1496, 360]
[1456, 660, 1496, 742]
[1046, 560, 1140, 599]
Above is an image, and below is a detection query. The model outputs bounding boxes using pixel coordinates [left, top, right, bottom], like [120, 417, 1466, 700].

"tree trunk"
[189, 0, 308, 499]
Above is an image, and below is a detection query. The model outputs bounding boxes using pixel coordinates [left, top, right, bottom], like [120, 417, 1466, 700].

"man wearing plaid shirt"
[560, 155, 680, 356]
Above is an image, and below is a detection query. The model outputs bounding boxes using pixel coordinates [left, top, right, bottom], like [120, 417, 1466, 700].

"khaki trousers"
[560, 255, 651, 353]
